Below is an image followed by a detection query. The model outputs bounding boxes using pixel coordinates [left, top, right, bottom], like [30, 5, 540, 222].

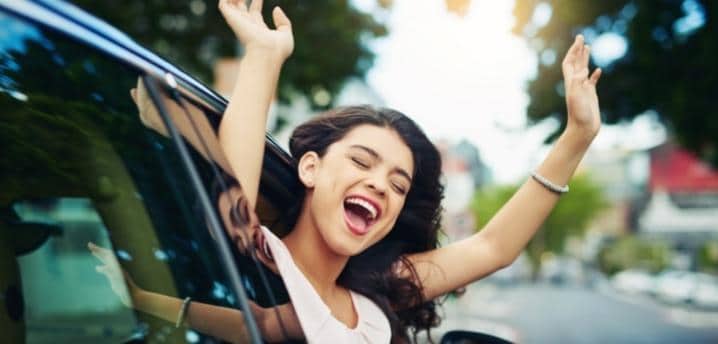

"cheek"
[374, 201, 404, 239]
[388, 196, 407, 219]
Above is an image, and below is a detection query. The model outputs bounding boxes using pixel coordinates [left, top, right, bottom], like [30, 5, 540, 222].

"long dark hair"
[288, 105, 444, 342]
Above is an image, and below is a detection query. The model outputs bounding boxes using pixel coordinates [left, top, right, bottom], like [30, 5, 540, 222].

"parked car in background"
[611, 269, 656, 296]
[692, 273, 718, 309]
[655, 270, 700, 305]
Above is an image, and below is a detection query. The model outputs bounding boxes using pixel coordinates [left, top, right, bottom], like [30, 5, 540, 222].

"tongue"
[345, 208, 369, 234]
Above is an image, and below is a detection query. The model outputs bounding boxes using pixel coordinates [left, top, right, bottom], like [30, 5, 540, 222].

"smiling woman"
[278, 106, 443, 340]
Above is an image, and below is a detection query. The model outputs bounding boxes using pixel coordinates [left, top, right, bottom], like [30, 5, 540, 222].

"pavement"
[423, 279, 718, 344]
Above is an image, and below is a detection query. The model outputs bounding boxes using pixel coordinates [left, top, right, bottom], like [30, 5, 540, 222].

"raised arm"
[218, 0, 294, 208]
[406, 35, 602, 300]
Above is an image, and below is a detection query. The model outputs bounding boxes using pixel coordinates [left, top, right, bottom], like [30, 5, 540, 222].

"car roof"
[0, 0, 293, 168]
[0, 0, 301, 210]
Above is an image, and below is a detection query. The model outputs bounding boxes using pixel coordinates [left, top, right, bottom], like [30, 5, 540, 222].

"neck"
[282, 199, 349, 299]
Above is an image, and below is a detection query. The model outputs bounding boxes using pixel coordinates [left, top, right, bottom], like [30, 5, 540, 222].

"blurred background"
[68, 0, 718, 342]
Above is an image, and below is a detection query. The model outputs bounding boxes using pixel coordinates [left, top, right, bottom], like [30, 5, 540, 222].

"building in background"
[638, 143, 718, 251]
[439, 139, 490, 241]
[580, 146, 650, 237]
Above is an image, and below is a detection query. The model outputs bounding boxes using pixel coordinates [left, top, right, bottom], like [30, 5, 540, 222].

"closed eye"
[392, 182, 407, 195]
[351, 157, 370, 169]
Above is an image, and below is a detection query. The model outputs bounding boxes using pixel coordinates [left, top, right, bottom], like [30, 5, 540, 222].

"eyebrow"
[349, 144, 413, 183]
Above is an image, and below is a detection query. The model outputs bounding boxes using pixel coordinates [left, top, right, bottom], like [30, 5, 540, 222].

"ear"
[297, 151, 319, 188]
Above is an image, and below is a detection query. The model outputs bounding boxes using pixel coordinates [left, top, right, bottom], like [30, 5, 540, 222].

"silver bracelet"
[530, 171, 569, 194]
[176, 297, 192, 328]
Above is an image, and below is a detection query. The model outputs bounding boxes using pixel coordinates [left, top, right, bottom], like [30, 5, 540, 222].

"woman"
[93, 0, 602, 342]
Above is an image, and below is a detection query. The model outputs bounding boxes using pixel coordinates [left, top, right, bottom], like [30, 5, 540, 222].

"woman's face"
[304, 124, 414, 256]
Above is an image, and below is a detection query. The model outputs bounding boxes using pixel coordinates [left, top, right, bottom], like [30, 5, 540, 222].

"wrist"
[560, 125, 597, 151]
[129, 287, 146, 309]
[242, 47, 288, 67]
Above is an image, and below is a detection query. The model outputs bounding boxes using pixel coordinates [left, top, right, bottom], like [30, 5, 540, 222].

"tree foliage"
[471, 174, 608, 267]
[697, 240, 718, 274]
[69, 0, 387, 109]
[513, 0, 718, 166]
[598, 236, 672, 275]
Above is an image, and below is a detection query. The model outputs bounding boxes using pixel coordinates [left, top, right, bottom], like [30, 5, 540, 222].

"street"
[431, 281, 718, 344]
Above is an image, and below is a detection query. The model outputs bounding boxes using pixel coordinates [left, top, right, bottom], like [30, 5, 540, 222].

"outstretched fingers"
[88, 242, 118, 266]
[564, 35, 584, 65]
[581, 44, 590, 71]
[219, 0, 247, 12]
[272, 6, 292, 32]
[589, 68, 602, 85]
[249, 0, 263, 13]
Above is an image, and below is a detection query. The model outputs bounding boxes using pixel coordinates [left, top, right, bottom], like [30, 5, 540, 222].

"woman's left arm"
[406, 35, 602, 300]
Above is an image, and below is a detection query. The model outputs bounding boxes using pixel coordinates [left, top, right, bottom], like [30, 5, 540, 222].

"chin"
[324, 231, 367, 257]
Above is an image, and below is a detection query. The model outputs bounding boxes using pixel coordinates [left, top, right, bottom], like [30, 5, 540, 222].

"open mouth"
[343, 196, 380, 235]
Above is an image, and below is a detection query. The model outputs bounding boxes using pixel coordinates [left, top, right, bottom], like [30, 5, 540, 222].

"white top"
[260, 226, 392, 343]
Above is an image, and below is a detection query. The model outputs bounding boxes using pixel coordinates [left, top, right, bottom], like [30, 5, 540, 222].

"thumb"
[272, 6, 291, 32]
[589, 68, 602, 85]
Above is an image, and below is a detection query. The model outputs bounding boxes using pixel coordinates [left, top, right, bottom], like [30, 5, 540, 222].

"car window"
[146, 76, 304, 339]
[0, 11, 264, 343]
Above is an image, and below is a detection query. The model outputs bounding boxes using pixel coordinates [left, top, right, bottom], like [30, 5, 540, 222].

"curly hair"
[288, 105, 445, 342]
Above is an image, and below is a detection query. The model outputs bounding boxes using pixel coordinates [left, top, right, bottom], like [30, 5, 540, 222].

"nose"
[365, 176, 387, 197]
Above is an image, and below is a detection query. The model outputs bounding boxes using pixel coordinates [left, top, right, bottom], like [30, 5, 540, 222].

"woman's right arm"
[133, 288, 303, 343]
[218, 0, 294, 209]
[89, 242, 303, 342]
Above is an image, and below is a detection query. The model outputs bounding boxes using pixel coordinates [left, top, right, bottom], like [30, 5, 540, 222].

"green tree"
[598, 236, 672, 275]
[697, 240, 718, 274]
[512, 0, 718, 166]
[69, 0, 387, 109]
[471, 173, 608, 271]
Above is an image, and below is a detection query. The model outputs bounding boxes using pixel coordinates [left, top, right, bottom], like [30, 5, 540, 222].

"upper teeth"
[346, 197, 378, 220]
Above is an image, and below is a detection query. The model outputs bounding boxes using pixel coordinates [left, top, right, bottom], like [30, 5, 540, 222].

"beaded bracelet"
[530, 171, 569, 195]
[176, 297, 192, 328]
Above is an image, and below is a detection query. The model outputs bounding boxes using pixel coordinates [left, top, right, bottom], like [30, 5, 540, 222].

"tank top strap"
[259, 226, 391, 343]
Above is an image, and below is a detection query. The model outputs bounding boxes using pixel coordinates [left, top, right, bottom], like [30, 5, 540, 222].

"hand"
[562, 35, 602, 139]
[218, 0, 294, 62]
[130, 78, 168, 136]
[88, 242, 137, 307]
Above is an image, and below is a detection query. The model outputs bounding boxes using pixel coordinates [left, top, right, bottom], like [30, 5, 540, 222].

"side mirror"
[2, 206, 62, 256]
[440, 330, 513, 344]
[7, 222, 63, 256]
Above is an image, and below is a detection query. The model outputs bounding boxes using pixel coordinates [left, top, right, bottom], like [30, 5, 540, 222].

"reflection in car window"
[12, 198, 138, 342]
[153, 81, 304, 340]
[0, 12, 253, 343]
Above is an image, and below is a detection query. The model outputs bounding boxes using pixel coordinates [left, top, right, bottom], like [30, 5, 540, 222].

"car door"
[0, 5, 300, 343]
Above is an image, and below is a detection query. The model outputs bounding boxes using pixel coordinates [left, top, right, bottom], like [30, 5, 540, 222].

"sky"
[348, 0, 666, 184]
[362, 0, 540, 183]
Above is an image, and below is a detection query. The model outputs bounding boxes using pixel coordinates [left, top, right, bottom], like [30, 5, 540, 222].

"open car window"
[144, 71, 304, 340]
[0, 10, 280, 343]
